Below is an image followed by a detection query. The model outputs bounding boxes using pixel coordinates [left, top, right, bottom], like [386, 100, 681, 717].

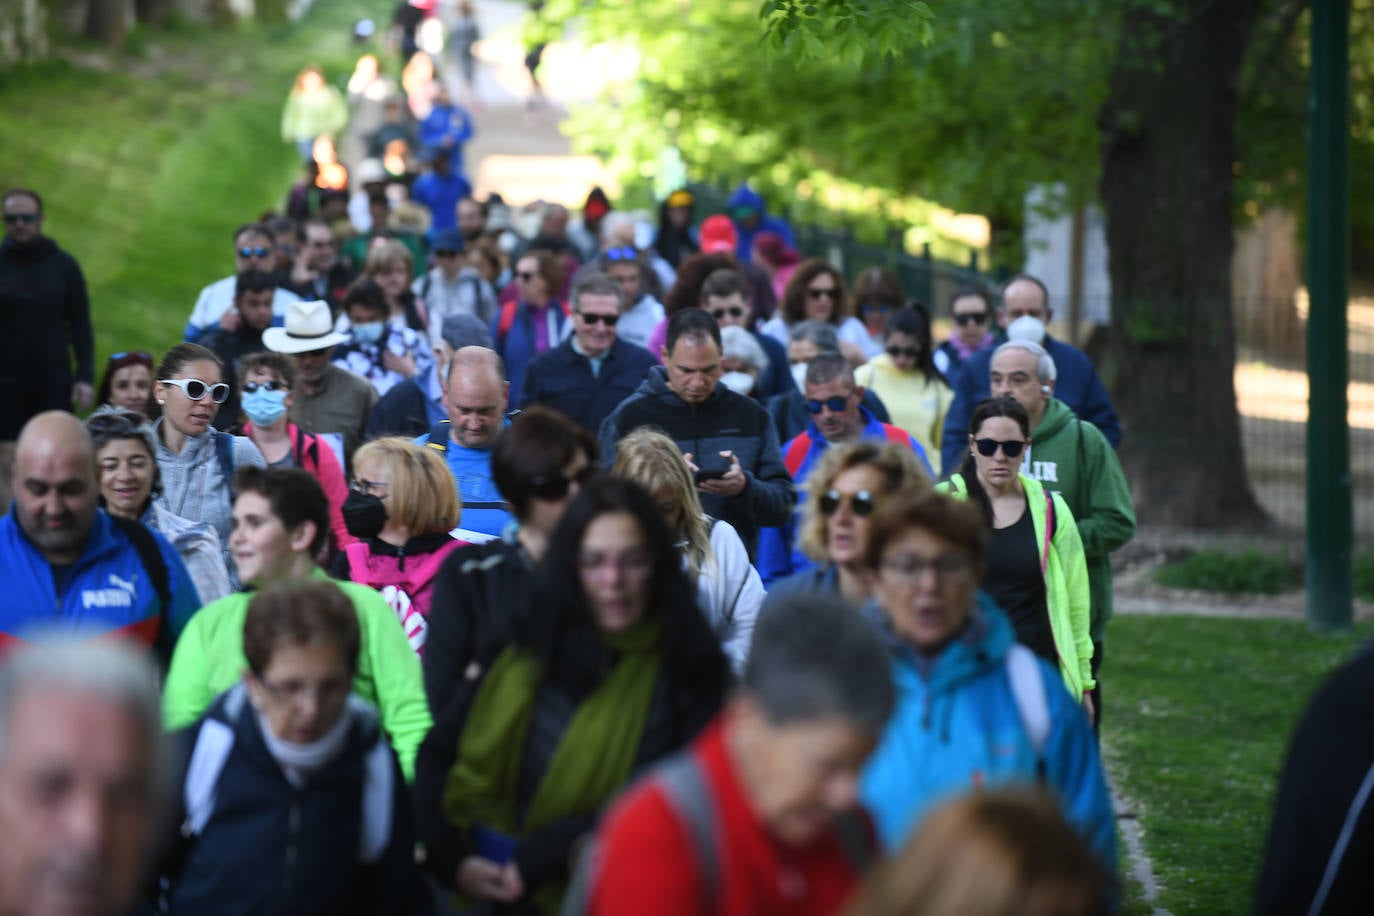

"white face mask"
[721, 371, 756, 395]
[791, 362, 809, 391]
[1006, 315, 1046, 344]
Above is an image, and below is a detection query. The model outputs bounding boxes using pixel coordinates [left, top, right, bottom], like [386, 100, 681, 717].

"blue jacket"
[492, 300, 571, 407]
[418, 102, 475, 175]
[940, 334, 1121, 475]
[859, 596, 1116, 867]
[415, 422, 513, 541]
[755, 407, 933, 585]
[411, 171, 472, 236]
[726, 184, 796, 263]
[0, 509, 200, 662]
[520, 336, 657, 433]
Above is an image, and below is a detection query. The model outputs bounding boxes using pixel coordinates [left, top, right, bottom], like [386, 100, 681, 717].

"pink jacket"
[343, 538, 464, 655]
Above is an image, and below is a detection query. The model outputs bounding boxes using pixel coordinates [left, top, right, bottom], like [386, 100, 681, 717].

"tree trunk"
[134, 0, 174, 24]
[1097, 0, 1269, 528]
[83, 0, 128, 44]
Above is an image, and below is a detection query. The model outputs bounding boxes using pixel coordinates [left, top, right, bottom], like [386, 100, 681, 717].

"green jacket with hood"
[1022, 398, 1136, 641]
[939, 473, 1094, 697]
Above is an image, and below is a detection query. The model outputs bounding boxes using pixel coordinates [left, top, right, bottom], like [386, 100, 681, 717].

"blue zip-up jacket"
[755, 406, 933, 585]
[726, 184, 796, 263]
[520, 336, 657, 434]
[939, 333, 1122, 476]
[0, 509, 201, 660]
[858, 595, 1116, 868]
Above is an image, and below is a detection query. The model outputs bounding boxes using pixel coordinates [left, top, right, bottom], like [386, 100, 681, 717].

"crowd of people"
[14, 3, 1353, 912]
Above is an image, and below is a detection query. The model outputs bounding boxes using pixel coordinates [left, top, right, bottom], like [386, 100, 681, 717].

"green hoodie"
[162, 567, 432, 781]
[1023, 398, 1136, 641]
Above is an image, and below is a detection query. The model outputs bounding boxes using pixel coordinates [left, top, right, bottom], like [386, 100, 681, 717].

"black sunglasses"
[819, 489, 877, 517]
[530, 466, 597, 502]
[160, 378, 231, 404]
[974, 438, 1026, 458]
[806, 287, 838, 300]
[516, 271, 538, 282]
[710, 306, 746, 321]
[578, 312, 619, 327]
[805, 395, 851, 415]
[887, 347, 920, 360]
[434, 250, 461, 258]
[242, 381, 288, 394]
[3, 213, 38, 225]
[953, 312, 989, 326]
[238, 246, 271, 259]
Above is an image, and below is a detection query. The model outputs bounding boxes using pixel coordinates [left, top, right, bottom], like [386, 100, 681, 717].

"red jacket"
[588, 717, 866, 916]
[243, 422, 354, 551]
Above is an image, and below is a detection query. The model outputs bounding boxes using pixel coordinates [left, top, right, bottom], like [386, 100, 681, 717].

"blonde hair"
[352, 437, 460, 535]
[362, 238, 413, 278]
[846, 790, 1111, 916]
[610, 428, 714, 579]
[797, 441, 931, 563]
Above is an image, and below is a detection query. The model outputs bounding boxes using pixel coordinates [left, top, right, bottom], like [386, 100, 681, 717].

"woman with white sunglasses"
[153, 344, 265, 569]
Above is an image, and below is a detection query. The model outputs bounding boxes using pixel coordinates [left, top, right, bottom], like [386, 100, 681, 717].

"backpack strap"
[212, 431, 234, 483]
[496, 300, 519, 349]
[653, 754, 720, 904]
[108, 515, 171, 614]
[832, 809, 878, 874]
[783, 435, 811, 478]
[358, 732, 395, 863]
[182, 717, 236, 837]
[1005, 644, 1051, 784]
[425, 420, 451, 454]
[343, 542, 373, 582]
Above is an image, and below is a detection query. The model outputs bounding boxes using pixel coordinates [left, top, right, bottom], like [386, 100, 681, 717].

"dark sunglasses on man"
[238, 246, 271, 259]
[805, 395, 851, 415]
[3, 214, 38, 225]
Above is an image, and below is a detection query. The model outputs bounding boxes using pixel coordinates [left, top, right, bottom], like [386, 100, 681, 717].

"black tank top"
[982, 501, 1056, 664]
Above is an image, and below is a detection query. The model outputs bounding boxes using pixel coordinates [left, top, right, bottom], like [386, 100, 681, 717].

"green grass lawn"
[0, 1, 379, 370]
[1104, 615, 1372, 914]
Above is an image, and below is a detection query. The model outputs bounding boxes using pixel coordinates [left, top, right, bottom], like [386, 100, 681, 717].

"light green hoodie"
[1022, 398, 1136, 641]
[162, 567, 432, 781]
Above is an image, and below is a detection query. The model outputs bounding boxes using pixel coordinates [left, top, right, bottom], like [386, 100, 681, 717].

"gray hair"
[571, 270, 626, 312]
[721, 326, 769, 375]
[994, 340, 1057, 383]
[788, 320, 840, 353]
[744, 594, 895, 733]
[804, 352, 854, 389]
[86, 404, 159, 462]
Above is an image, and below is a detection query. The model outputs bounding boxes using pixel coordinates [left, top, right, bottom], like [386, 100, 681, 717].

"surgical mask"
[241, 387, 288, 427]
[1006, 315, 1046, 345]
[353, 321, 386, 345]
[791, 362, 808, 391]
[721, 371, 756, 395]
[342, 491, 388, 539]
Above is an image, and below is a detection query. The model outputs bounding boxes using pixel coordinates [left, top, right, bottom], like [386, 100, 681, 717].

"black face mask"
[342, 491, 388, 539]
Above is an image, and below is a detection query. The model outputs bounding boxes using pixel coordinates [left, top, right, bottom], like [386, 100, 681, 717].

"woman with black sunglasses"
[151, 344, 266, 570]
[855, 305, 954, 475]
[766, 440, 931, 610]
[937, 396, 1095, 721]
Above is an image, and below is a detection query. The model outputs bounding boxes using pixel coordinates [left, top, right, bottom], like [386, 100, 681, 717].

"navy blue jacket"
[520, 336, 657, 433]
[365, 377, 432, 441]
[940, 334, 1121, 475]
[751, 330, 794, 400]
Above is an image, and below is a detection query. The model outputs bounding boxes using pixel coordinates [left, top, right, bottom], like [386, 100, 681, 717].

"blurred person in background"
[933, 284, 997, 383]
[761, 260, 871, 365]
[494, 249, 570, 408]
[282, 218, 356, 314]
[750, 230, 799, 303]
[598, 245, 664, 351]
[419, 82, 475, 178]
[612, 428, 764, 674]
[652, 189, 699, 269]
[449, 1, 482, 104]
[362, 239, 430, 334]
[725, 183, 796, 264]
[332, 437, 464, 657]
[719, 325, 770, 400]
[854, 306, 953, 476]
[332, 278, 432, 397]
[410, 146, 472, 236]
[414, 477, 729, 912]
[702, 267, 792, 399]
[87, 406, 232, 604]
[201, 269, 278, 429]
[415, 227, 497, 347]
[849, 267, 906, 355]
[95, 349, 155, 418]
[366, 312, 493, 440]
[280, 64, 348, 163]
[183, 222, 300, 345]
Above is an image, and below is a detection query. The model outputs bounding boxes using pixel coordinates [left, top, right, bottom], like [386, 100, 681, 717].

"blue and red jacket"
[0, 509, 201, 661]
[756, 407, 934, 585]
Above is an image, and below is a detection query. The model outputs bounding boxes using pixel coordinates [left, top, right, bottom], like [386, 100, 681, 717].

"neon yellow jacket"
[939, 473, 1094, 696]
[162, 568, 432, 781]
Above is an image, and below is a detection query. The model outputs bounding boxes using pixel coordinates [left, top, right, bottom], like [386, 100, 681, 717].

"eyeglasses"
[3, 213, 38, 225]
[880, 553, 972, 583]
[238, 246, 271, 259]
[530, 465, 597, 502]
[603, 246, 637, 261]
[973, 437, 1026, 458]
[434, 250, 461, 258]
[257, 673, 350, 707]
[578, 550, 653, 578]
[242, 381, 288, 394]
[887, 347, 920, 360]
[516, 271, 538, 282]
[807, 287, 838, 300]
[818, 489, 877, 517]
[349, 478, 390, 497]
[953, 312, 989, 326]
[710, 306, 745, 321]
[805, 395, 852, 415]
[578, 311, 619, 327]
[160, 378, 230, 404]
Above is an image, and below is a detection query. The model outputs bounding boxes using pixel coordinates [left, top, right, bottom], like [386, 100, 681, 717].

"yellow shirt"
[855, 355, 954, 476]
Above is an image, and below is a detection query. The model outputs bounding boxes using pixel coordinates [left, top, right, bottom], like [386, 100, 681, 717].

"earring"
[157, 399, 165, 405]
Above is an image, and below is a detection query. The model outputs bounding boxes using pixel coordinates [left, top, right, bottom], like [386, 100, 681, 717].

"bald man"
[413, 347, 513, 541]
[0, 412, 200, 661]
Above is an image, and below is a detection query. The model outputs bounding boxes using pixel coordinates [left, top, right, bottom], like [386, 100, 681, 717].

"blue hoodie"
[859, 595, 1117, 868]
[726, 184, 796, 263]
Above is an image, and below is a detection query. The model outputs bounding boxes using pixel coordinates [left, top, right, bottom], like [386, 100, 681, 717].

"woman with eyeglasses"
[855, 306, 954, 476]
[86, 406, 232, 603]
[96, 350, 156, 418]
[237, 351, 353, 557]
[937, 396, 1094, 721]
[414, 476, 730, 911]
[856, 489, 1115, 866]
[152, 344, 266, 565]
[611, 428, 763, 674]
[332, 437, 463, 657]
[495, 249, 569, 408]
[767, 441, 931, 609]
[933, 285, 996, 383]
[760, 259, 874, 364]
[149, 579, 432, 914]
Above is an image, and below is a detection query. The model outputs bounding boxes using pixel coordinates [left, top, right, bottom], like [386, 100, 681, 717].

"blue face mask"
[353, 321, 386, 345]
[242, 386, 288, 427]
